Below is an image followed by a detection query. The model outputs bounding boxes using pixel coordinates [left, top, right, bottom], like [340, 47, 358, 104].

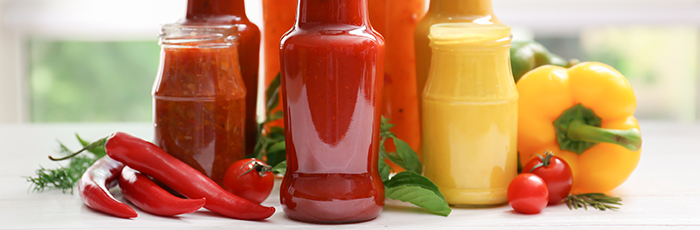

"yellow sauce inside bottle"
[422, 23, 517, 206]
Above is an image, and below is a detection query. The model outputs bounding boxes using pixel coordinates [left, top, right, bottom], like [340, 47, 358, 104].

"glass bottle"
[279, 0, 385, 223]
[368, 0, 426, 171]
[262, 0, 297, 129]
[179, 0, 261, 156]
[153, 24, 246, 187]
[415, 0, 500, 120]
[422, 23, 517, 206]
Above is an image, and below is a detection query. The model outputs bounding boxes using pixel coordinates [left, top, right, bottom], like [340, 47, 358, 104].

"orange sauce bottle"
[368, 0, 426, 171]
[262, 0, 297, 128]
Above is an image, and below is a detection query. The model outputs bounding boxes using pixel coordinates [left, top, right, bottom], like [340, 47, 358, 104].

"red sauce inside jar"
[180, 0, 261, 156]
[153, 25, 246, 186]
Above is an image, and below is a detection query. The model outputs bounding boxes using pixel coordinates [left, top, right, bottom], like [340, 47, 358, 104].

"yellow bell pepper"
[517, 62, 642, 194]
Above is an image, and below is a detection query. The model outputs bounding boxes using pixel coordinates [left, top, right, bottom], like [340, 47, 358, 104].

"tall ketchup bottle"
[279, 0, 385, 223]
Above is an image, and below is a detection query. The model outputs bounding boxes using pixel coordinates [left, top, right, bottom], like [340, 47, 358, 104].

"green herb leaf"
[380, 116, 395, 135]
[566, 193, 622, 211]
[268, 111, 284, 122]
[269, 126, 285, 135]
[266, 74, 281, 113]
[384, 172, 444, 199]
[390, 138, 422, 174]
[384, 171, 451, 216]
[266, 141, 287, 167]
[251, 137, 265, 160]
[272, 160, 287, 175]
[27, 136, 104, 193]
[252, 73, 287, 165]
[378, 154, 391, 182]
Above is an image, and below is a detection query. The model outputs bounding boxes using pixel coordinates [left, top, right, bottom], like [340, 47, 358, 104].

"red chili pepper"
[78, 156, 138, 219]
[119, 166, 206, 216]
[105, 132, 275, 220]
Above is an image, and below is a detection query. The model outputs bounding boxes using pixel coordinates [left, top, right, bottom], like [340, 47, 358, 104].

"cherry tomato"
[223, 158, 274, 204]
[508, 173, 549, 214]
[522, 151, 573, 205]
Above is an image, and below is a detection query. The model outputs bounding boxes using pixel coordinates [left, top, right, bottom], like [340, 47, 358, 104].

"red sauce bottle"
[279, 0, 385, 223]
[179, 0, 261, 156]
[153, 24, 246, 187]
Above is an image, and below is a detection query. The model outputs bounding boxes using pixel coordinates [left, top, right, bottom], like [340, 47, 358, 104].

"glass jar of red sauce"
[279, 0, 385, 224]
[179, 0, 260, 156]
[153, 24, 246, 187]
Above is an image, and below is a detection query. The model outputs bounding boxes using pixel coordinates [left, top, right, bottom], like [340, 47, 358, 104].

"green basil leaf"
[265, 141, 286, 167]
[385, 138, 422, 174]
[268, 111, 284, 122]
[385, 171, 451, 216]
[266, 74, 281, 112]
[384, 171, 444, 199]
[380, 116, 395, 133]
[378, 157, 391, 182]
[269, 132, 285, 142]
[272, 160, 287, 175]
[269, 126, 285, 135]
[267, 140, 286, 153]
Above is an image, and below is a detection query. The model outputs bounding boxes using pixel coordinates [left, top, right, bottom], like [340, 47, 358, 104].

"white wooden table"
[1, 121, 699, 229]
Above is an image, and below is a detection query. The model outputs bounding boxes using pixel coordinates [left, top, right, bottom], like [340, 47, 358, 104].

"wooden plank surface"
[0, 121, 698, 229]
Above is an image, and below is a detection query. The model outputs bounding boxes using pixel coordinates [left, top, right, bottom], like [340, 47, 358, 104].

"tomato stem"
[239, 160, 272, 178]
[528, 151, 554, 173]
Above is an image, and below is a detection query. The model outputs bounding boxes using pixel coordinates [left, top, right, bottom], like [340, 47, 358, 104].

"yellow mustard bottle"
[422, 23, 517, 206]
[415, 0, 500, 120]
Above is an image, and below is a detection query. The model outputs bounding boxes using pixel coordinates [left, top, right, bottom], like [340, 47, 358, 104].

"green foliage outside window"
[29, 39, 160, 122]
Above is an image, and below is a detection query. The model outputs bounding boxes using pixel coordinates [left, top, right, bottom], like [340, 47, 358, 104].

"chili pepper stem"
[566, 120, 642, 151]
[49, 137, 108, 161]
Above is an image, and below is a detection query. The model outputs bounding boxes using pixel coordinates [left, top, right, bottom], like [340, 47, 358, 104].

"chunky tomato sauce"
[180, 0, 260, 156]
[153, 26, 246, 187]
[279, 0, 385, 223]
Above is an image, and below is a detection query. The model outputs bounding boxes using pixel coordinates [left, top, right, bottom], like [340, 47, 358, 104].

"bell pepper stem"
[566, 120, 642, 151]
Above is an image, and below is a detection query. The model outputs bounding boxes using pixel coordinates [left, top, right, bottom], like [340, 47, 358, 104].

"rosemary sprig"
[566, 193, 622, 211]
[26, 134, 105, 193]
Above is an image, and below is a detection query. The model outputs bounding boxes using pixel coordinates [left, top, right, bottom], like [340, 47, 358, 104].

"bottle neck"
[429, 0, 495, 17]
[296, 0, 369, 27]
[185, 0, 248, 22]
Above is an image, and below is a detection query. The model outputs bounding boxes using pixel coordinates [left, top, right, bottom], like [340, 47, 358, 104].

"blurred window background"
[0, 0, 699, 123]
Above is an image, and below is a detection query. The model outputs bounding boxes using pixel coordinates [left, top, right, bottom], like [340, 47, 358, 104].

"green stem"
[567, 120, 642, 151]
[48, 137, 108, 161]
